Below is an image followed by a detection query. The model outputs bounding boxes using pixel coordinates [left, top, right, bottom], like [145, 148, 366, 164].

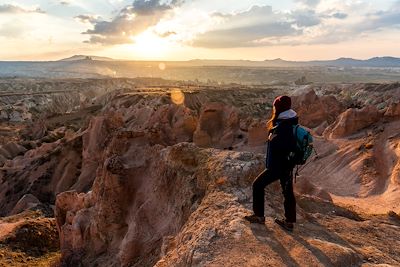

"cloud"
[361, 8, 400, 31]
[193, 6, 313, 48]
[79, 0, 182, 44]
[291, 9, 321, 27]
[0, 4, 45, 14]
[128, 0, 183, 15]
[192, 1, 400, 49]
[331, 12, 348, 19]
[75, 15, 100, 24]
[157, 31, 176, 38]
[76, 0, 400, 48]
[294, 0, 320, 7]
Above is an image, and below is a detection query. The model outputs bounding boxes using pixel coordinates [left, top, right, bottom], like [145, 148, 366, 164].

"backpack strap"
[294, 124, 300, 136]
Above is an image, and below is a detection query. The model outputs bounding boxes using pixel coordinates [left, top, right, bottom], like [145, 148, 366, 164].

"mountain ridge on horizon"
[1, 55, 400, 68]
[55, 55, 400, 67]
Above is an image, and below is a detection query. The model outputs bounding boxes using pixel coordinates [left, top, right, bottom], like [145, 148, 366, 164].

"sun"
[130, 31, 170, 59]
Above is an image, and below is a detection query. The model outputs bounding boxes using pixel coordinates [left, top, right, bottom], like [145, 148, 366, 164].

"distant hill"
[59, 55, 115, 62]
[187, 57, 400, 67]
[262, 56, 400, 68]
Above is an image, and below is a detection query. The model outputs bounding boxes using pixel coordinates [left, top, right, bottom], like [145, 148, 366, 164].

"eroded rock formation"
[292, 87, 344, 128]
[1, 79, 400, 267]
[327, 105, 381, 138]
[193, 102, 240, 149]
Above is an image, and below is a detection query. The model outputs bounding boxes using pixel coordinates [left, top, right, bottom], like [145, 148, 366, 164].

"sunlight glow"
[158, 62, 166, 70]
[130, 31, 170, 58]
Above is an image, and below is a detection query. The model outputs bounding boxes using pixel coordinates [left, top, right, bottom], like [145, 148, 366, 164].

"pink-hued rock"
[55, 136, 264, 266]
[193, 102, 239, 148]
[292, 88, 344, 128]
[327, 105, 381, 138]
[72, 112, 124, 192]
[123, 102, 198, 145]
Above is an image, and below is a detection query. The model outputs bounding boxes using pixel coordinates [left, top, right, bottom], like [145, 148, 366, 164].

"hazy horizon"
[1, 0, 400, 61]
[2, 54, 400, 62]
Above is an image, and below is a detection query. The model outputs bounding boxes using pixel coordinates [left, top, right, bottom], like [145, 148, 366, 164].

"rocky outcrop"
[193, 102, 240, 149]
[107, 94, 198, 145]
[327, 105, 381, 138]
[0, 137, 81, 216]
[292, 88, 344, 128]
[55, 137, 263, 267]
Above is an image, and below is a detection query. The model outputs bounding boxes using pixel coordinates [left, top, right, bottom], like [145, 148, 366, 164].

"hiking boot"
[244, 214, 265, 224]
[274, 218, 294, 232]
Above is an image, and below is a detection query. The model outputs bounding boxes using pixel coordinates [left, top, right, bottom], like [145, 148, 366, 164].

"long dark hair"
[266, 106, 279, 133]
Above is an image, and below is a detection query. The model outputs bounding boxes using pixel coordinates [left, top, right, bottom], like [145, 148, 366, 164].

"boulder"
[328, 105, 381, 138]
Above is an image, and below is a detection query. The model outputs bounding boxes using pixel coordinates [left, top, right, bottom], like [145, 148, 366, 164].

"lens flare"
[170, 89, 184, 105]
[159, 62, 166, 70]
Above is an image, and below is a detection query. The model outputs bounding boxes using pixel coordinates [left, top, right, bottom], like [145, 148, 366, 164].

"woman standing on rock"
[245, 95, 297, 232]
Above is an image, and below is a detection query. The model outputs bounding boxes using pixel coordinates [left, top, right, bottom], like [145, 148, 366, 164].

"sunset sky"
[1, 0, 400, 61]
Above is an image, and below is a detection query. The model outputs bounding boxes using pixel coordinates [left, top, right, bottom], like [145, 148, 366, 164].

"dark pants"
[252, 168, 296, 223]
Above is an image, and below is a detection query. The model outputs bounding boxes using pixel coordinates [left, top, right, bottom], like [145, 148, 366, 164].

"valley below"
[0, 77, 399, 266]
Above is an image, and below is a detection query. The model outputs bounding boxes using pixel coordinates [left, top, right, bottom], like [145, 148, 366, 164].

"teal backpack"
[290, 125, 314, 165]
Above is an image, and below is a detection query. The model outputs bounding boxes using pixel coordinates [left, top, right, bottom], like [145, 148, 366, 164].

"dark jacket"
[266, 116, 298, 172]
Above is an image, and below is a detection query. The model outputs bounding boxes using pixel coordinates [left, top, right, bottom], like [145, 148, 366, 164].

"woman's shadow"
[249, 223, 301, 267]
[249, 220, 339, 267]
